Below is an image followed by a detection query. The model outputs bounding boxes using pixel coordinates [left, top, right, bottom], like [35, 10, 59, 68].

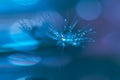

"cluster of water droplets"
[48, 18, 95, 47]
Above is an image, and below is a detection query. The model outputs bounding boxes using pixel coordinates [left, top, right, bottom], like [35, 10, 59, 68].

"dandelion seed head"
[48, 18, 95, 47]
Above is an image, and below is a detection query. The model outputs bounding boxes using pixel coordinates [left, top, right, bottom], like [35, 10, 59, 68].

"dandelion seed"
[48, 18, 95, 47]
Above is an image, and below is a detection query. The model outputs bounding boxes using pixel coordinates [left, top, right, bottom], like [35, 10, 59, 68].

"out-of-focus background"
[0, 0, 120, 80]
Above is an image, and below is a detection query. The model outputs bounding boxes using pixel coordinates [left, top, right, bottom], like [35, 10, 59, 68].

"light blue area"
[0, 0, 40, 13]
[16, 76, 27, 80]
[8, 53, 41, 66]
[11, 0, 39, 6]
[10, 19, 40, 52]
[2, 41, 38, 48]
[1, 41, 38, 52]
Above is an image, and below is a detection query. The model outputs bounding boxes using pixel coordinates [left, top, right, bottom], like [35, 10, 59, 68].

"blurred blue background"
[0, 0, 120, 80]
